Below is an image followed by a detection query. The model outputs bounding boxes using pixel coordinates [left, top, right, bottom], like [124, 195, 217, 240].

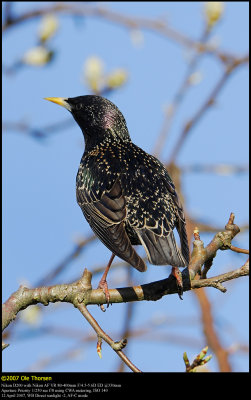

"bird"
[45, 95, 190, 306]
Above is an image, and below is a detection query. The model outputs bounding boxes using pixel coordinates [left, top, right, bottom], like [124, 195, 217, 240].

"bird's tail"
[136, 229, 188, 267]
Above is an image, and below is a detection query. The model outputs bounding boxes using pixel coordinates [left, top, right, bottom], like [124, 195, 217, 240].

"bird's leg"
[171, 266, 183, 300]
[97, 253, 115, 311]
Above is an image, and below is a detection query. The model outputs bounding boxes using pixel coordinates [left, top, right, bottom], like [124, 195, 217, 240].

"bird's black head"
[45, 95, 131, 150]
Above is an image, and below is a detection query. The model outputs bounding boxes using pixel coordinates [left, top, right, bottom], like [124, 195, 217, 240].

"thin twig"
[2, 3, 247, 65]
[35, 234, 96, 287]
[230, 245, 249, 255]
[153, 25, 212, 158]
[180, 164, 249, 175]
[76, 302, 141, 372]
[168, 57, 248, 164]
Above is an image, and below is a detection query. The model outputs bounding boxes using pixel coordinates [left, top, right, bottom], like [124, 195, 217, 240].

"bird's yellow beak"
[44, 97, 71, 111]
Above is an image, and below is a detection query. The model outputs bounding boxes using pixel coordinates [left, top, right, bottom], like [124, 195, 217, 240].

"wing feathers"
[77, 161, 190, 271]
[78, 179, 146, 272]
[89, 217, 146, 272]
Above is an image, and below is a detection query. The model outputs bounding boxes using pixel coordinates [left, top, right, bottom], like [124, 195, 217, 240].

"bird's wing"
[77, 178, 147, 272]
[123, 153, 189, 268]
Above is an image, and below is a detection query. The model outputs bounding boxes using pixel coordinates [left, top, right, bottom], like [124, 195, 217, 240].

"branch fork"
[2, 213, 249, 373]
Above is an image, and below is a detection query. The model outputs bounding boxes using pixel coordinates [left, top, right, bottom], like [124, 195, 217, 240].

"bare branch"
[189, 213, 241, 280]
[153, 25, 212, 158]
[230, 245, 249, 255]
[3, 257, 248, 335]
[76, 302, 141, 372]
[2, 3, 248, 65]
[2, 215, 248, 335]
[2, 214, 248, 374]
[168, 59, 248, 164]
[35, 234, 96, 287]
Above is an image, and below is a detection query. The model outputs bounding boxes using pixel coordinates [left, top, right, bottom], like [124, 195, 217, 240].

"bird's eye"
[76, 103, 82, 110]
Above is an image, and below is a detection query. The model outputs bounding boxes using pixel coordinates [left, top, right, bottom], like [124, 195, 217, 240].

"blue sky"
[2, 2, 249, 373]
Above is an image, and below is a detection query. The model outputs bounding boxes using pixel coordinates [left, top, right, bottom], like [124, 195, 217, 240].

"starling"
[45, 95, 190, 304]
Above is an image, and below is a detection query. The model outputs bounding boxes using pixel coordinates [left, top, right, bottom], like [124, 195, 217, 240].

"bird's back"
[120, 142, 189, 267]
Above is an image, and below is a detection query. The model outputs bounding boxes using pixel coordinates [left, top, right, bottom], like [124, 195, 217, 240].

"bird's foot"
[97, 278, 110, 312]
[97, 253, 115, 312]
[171, 267, 183, 300]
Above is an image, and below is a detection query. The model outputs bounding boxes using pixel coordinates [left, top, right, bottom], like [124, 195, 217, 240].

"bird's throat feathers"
[80, 121, 131, 152]
[83, 128, 131, 154]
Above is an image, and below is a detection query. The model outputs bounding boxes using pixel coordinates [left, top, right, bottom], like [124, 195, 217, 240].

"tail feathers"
[177, 220, 190, 266]
[137, 229, 188, 268]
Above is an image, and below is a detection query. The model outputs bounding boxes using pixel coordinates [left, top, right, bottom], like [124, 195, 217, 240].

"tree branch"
[76, 302, 140, 372]
[2, 3, 248, 65]
[2, 214, 249, 372]
[168, 58, 248, 164]
[2, 216, 248, 324]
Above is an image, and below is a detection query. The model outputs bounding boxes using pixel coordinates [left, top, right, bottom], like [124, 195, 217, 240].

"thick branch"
[3, 215, 248, 330]
[2, 259, 248, 333]
[189, 212, 241, 280]
[2, 214, 249, 373]
[2, 269, 93, 332]
[86, 261, 248, 306]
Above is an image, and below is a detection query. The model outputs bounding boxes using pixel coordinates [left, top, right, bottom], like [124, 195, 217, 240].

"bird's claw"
[97, 279, 110, 311]
[171, 266, 183, 300]
[177, 284, 183, 300]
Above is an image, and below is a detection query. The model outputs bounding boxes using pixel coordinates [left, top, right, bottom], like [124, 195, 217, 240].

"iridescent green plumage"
[72, 96, 190, 272]
[47, 95, 190, 277]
